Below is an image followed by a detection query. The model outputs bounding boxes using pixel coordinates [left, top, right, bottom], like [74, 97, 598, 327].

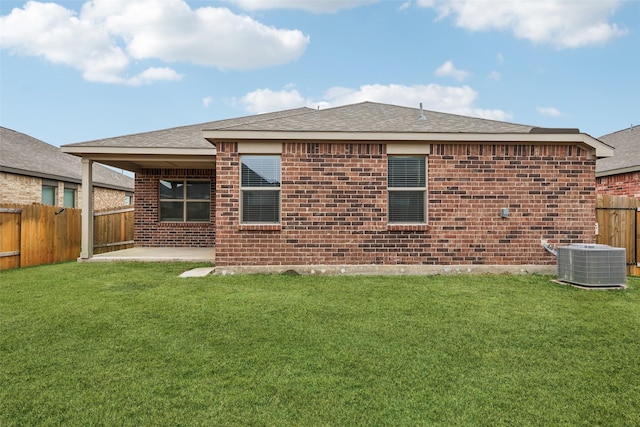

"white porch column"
[80, 158, 94, 259]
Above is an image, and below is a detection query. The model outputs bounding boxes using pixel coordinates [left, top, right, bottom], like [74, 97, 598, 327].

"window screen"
[241, 156, 280, 223]
[388, 156, 426, 223]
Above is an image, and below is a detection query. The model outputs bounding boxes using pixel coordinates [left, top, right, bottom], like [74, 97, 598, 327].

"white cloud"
[203, 97, 213, 108]
[240, 87, 314, 114]
[537, 106, 564, 117]
[126, 67, 182, 86]
[434, 60, 470, 81]
[0, 0, 310, 84]
[226, 0, 379, 13]
[240, 83, 512, 121]
[488, 70, 501, 81]
[417, 0, 627, 48]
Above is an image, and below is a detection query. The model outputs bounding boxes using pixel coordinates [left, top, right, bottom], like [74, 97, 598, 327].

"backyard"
[1, 262, 639, 426]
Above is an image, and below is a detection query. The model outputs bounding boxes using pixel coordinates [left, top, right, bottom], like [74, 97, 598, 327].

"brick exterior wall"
[0, 171, 130, 210]
[0, 172, 41, 204]
[93, 187, 132, 210]
[215, 142, 596, 267]
[596, 171, 640, 198]
[134, 168, 215, 247]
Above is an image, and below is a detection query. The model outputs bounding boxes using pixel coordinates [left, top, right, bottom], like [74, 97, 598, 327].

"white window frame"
[240, 155, 281, 224]
[387, 155, 428, 224]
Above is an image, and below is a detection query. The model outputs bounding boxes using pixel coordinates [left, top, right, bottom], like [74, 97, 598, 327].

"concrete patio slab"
[86, 247, 214, 263]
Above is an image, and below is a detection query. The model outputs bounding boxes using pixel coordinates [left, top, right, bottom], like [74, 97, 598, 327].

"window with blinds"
[241, 155, 281, 223]
[388, 156, 426, 223]
[159, 180, 210, 222]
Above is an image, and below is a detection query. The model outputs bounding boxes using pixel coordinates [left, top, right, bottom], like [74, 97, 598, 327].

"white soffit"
[61, 146, 217, 156]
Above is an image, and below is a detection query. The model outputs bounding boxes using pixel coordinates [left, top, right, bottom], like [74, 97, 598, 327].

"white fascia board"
[61, 146, 217, 157]
[203, 131, 614, 158]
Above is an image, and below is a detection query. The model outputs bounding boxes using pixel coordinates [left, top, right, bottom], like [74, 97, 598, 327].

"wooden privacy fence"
[0, 204, 134, 270]
[596, 194, 640, 276]
[93, 207, 134, 255]
[0, 204, 81, 270]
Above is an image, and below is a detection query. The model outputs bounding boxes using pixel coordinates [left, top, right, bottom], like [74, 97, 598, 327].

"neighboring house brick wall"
[596, 171, 640, 198]
[215, 142, 596, 267]
[0, 171, 131, 210]
[93, 187, 131, 210]
[0, 172, 41, 204]
[135, 168, 216, 247]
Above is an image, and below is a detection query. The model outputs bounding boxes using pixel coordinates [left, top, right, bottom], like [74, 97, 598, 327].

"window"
[42, 184, 56, 205]
[63, 188, 76, 208]
[124, 193, 133, 206]
[241, 155, 280, 223]
[388, 156, 426, 223]
[159, 180, 210, 222]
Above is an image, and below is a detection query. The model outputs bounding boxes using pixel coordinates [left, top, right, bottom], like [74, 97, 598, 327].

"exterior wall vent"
[557, 244, 626, 288]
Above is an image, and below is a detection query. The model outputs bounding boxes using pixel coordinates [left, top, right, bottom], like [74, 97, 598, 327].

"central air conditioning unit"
[557, 244, 626, 288]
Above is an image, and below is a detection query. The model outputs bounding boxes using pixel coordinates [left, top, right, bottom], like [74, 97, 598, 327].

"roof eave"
[596, 165, 640, 178]
[60, 146, 217, 174]
[0, 166, 133, 192]
[203, 130, 614, 158]
[61, 146, 217, 156]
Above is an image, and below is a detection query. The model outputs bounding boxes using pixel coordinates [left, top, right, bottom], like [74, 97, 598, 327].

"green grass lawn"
[1, 262, 639, 426]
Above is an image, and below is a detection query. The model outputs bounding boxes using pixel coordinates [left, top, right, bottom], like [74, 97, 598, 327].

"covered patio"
[61, 123, 218, 261]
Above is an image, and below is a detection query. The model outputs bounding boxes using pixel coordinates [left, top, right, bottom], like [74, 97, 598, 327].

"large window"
[159, 180, 210, 222]
[241, 155, 281, 223]
[388, 156, 426, 223]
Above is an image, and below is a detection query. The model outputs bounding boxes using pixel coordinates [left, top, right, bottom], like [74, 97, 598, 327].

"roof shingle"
[596, 125, 640, 175]
[1, 127, 134, 191]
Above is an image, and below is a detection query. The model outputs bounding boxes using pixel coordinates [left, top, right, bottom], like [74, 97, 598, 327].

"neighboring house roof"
[596, 125, 639, 177]
[62, 102, 613, 172]
[0, 127, 134, 192]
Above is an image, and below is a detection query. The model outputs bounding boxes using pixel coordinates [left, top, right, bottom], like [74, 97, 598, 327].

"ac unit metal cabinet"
[557, 244, 626, 287]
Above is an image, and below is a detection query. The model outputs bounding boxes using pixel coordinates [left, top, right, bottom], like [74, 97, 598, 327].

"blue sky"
[1, 0, 638, 147]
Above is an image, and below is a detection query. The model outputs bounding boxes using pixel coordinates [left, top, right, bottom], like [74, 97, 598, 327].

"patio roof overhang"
[60, 147, 217, 173]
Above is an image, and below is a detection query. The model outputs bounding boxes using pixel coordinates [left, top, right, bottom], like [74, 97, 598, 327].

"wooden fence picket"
[0, 204, 133, 270]
[596, 194, 640, 276]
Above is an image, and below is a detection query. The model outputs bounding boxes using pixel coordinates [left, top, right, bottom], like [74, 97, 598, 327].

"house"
[62, 102, 613, 273]
[0, 127, 134, 209]
[596, 125, 639, 197]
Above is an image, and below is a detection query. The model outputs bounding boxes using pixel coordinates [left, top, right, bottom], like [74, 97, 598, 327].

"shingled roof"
[207, 102, 534, 133]
[65, 107, 315, 149]
[596, 125, 640, 176]
[62, 102, 613, 167]
[1, 127, 134, 191]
